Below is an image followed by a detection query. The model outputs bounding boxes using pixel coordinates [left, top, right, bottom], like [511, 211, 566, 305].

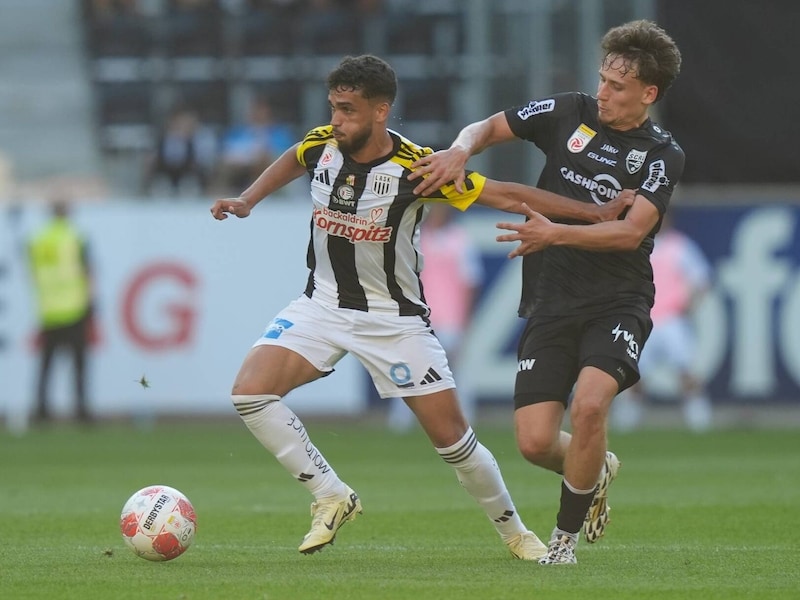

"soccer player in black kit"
[410, 20, 684, 564]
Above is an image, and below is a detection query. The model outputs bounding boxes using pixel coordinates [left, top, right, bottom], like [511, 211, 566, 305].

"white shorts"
[253, 295, 455, 398]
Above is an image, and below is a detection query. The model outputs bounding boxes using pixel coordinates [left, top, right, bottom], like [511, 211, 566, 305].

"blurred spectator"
[387, 203, 484, 432]
[612, 214, 714, 432]
[214, 95, 294, 194]
[28, 199, 95, 424]
[142, 105, 218, 196]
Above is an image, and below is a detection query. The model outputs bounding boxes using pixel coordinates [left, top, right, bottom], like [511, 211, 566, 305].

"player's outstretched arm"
[477, 179, 635, 223]
[496, 195, 659, 258]
[409, 113, 514, 197]
[210, 143, 305, 220]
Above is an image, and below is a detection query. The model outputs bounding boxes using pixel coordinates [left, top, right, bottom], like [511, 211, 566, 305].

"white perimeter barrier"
[0, 199, 367, 427]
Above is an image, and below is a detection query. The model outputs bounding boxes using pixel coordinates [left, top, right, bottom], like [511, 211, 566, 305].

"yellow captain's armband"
[437, 171, 487, 211]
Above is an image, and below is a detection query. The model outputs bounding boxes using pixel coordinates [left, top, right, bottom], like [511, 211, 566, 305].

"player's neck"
[607, 110, 650, 132]
[348, 131, 394, 164]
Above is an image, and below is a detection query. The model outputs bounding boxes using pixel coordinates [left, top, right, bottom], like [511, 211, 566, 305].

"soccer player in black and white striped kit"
[210, 54, 631, 558]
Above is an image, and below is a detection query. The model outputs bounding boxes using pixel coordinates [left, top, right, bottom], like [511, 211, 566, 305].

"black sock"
[555, 480, 596, 534]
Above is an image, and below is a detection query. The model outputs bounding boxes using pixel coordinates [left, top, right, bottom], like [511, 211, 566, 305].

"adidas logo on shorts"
[419, 368, 442, 386]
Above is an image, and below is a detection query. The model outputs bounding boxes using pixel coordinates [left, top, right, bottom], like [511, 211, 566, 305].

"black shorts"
[514, 310, 652, 409]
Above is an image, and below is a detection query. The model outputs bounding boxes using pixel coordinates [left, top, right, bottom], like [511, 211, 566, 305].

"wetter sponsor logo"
[313, 206, 393, 243]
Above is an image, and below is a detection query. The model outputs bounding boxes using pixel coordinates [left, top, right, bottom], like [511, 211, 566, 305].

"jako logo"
[517, 358, 536, 372]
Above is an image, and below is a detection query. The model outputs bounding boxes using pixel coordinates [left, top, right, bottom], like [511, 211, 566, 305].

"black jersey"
[296, 126, 486, 316]
[504, 92, 685, 318]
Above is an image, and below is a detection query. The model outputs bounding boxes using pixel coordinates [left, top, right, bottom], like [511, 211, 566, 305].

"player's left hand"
[496, 204, 555, 258]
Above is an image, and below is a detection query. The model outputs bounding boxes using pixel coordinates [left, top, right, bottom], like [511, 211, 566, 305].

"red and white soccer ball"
[120, 485, 197, 561]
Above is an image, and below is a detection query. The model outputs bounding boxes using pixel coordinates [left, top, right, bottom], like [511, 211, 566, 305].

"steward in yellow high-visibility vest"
[28, 201, 93, 423]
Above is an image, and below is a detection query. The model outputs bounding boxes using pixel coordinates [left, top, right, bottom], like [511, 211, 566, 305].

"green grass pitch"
[1, 420, 798, 599]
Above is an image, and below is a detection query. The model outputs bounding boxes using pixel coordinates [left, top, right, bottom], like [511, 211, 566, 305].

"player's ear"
[375, 101, 391, 124]
[642, 84, 658, 106]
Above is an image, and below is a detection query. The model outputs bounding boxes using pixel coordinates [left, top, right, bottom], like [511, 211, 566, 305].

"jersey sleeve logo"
[625, 149, 647, 174]
[640, 159, 669, 193]
[516, 99, 555, 120]
[567, 124, 597, 153]
[320, 147, 335, 166]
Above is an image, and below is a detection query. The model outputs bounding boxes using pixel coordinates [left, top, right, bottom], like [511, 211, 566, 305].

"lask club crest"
[370, 172, 399, 197]
[625, 149, 647, 174]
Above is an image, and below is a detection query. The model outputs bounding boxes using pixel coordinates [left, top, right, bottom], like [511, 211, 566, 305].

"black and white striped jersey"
[296, 125, 486, 316]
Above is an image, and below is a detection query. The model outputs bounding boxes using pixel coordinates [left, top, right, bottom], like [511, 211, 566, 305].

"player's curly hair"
[327, 54, 397, 104]
[601, 20, 681, 102]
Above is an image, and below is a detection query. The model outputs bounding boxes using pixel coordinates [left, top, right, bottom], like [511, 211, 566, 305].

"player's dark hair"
[601, 20, 681, 102]
[327, 55, 397, 104]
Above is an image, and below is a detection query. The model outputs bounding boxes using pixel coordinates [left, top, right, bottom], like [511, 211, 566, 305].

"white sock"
[232, 394, 347, 500]
[437, 427, 527, 541]
[563, 478, 597, 496]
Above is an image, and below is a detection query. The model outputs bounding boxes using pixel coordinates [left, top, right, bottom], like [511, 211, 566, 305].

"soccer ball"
[120, 485, 197, 561]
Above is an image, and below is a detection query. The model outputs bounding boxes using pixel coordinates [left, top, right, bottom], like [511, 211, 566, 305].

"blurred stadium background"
[1, 0, 799, 430]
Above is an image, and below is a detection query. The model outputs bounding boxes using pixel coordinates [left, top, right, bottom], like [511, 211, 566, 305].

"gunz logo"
[611, 323, 639, 360]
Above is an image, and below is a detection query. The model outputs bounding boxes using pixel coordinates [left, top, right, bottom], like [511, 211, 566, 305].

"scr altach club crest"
[625, 149, 647, 174]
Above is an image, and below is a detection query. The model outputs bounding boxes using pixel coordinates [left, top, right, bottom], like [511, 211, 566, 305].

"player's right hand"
[408, 147, 470, 196]
[210, 197, 252, 220]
